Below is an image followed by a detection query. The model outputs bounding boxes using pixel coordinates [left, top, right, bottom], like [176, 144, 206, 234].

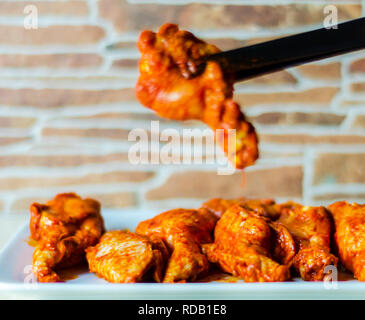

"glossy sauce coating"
[136, 23, 258, 169]
[329, 201, 365, 281]
[202, 205, 291, 282]
[30, 193, 104, 282]
[86, 230, 168, 283]
[275, 202, 338, 281]
[136, 208, 218, 282]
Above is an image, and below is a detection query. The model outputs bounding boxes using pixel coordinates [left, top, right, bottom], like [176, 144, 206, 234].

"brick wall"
[0, 0, 364, 214]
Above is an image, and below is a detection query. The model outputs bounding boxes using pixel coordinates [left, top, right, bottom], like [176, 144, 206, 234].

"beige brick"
[0, 26, 105, 45]
[260, 151, 303, 159]
[314, 193, 365, 201]
[106, 41, 137, 51]
[243, 36, 287, 47]
[0, 54, 102, 69]
[88, 192, 136, 209]
[204, 36, 283, 51]
[352, 115, 365, 128]
[0, 1, 88, 16]
[0, 76, 138, 89]
[0, 137, 30, 146]
[243, 71, 297, 86]
[260, 134, 365, 144]
[99, 1, 361, 32]
[0, 171, 154, 190]
[0, 88, 135, 108]
[0, 117, 35, 128]
[42, 127, 130, 140]
[235, 87, 339, 107]
[349, 58, 365, 73]
[340, 100, 365, 108]
[296, 62, 341, 80]
[146, 166, 303, 200]
[111, 58, 138, 69]
[314, 153, 365, 185]
[66, 112, 163, 121]
[0, 153, 129, 167]
[250, 112, 344, 126]
[204, 38, 246, 51]
[351, 82, 365, 93]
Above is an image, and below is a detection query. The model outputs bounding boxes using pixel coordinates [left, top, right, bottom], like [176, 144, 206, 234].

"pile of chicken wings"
[29, 193, 365, 283]
[28, 24, 365, 284]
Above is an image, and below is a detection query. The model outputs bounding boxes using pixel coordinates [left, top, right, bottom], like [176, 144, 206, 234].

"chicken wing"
[86, 230, 168, 283]
[201, 197, 277, 218]
[202, 204, 291, 282]
[328, 201, 365, 280]
[136, 23, 258, 169]
[202, 198, 294, 266]
[275, 202, 338, 281]
[30, 193, 104, 282]
[135, 208, 218, 282]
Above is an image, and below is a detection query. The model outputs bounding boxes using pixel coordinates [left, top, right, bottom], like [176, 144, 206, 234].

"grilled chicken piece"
[202, 204, 291, 282]
[136, 23, 258, 169]
[202, 197, 294, 266]
[86, 231, 168, 283]
[201, 197, 277, 218]
[30, 193, 104, 282]
[275, 202, 338, 281]
[136, 208, 218, 283]
[329, 201, 365, 280]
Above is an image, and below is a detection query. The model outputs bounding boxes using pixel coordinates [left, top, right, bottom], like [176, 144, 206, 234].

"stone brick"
[106, 41, 137, 51]
[66, 112, 164, 121]
[42, 128, 130, 140]
[260, 134, 365, 144]
[260, 151, 303, 159]
[203, 36, 283, 51]
[0, 171, 154, 190]
[235, 87, 339, 108]
[0, 153, 129, 167]
[249, 112, 344, 126]
[352, 115, 365, 128]
[340, 100, 365, 108]
[349, 58, 365, 73]
[0, 137, 30, 146]
[4, 76, 137, 88]
[296, 62, 341, 80]
[242, 71, 297, 86]
[204, 38, 246, 51]
[0, 117, 35, 128]
[0, 88, 135, 108]
[99, 1, 361, 33]
[314, 193, 365, 201]
[146, 166, 303, 200]
[351, 82, 365, 93]
[0, 1, 88, 16]
[0, 54, 102, 68]
[87, 192, 136, 209]
[111, 58, 138, 69]
[314, 153, 365, 185]
[0, 26, 105, 45]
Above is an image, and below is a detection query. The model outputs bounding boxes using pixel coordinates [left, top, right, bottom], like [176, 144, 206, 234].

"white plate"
[0, 208, 364, 300]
